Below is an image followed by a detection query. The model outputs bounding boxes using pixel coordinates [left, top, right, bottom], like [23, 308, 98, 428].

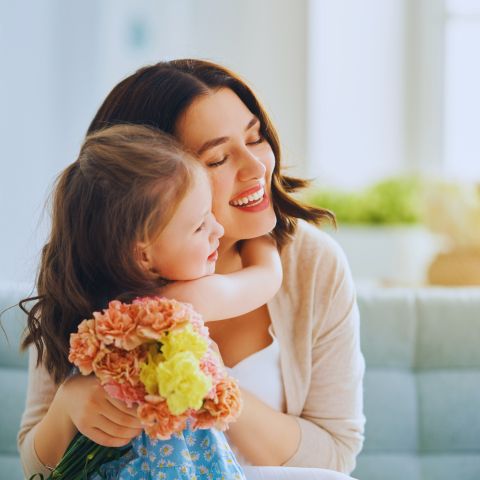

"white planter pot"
[326, 225, 446, 286]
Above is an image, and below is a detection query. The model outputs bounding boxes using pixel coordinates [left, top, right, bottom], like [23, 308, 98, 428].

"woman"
[18, 60, 364, 479]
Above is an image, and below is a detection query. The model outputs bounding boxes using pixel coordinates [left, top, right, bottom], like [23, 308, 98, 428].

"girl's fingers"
[106, 396, 141, 418]
[101, 399, 143, 429]
[94, 412, 143, 440]
[86, 427, 136, 448]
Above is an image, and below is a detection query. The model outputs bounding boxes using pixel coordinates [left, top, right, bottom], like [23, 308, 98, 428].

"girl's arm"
[19, 347, 143, 478]
[159, 235, 282, 321]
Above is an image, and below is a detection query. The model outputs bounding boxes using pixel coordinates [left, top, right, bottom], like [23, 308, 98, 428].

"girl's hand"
[238, 235, 279, 268]
[56, 374, 143, 447]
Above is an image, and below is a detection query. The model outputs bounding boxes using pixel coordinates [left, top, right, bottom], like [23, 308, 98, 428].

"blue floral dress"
[96, 427, 246, 480]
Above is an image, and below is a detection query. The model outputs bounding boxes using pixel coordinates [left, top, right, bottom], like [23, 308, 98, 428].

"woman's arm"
[159, 235, 282, 321]
[225, 389, 302, 466]
[226, 270, 364, 472]
[225, 229, 365, 473]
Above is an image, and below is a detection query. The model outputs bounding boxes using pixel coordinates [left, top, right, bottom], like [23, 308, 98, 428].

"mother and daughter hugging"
[17, 59, 365, 480]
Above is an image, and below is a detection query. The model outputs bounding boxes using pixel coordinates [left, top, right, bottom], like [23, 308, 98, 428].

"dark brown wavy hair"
[88, 59, 334, 248]
[21, 124, 201, 383]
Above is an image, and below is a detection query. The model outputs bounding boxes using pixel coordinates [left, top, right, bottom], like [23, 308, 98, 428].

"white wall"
[1, 0, 308, 284]
[307, 0, 410, 189]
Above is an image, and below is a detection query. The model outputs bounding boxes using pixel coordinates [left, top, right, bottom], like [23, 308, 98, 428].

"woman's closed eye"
[206, 137, 264, 168]
[247, 136, 264, 146]
[207, 155, 228, 168]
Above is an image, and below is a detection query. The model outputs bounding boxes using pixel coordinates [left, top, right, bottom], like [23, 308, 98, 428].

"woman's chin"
[229, 214, 278, 241]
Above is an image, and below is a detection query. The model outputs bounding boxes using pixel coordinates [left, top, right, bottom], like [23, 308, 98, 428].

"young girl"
[20, 124, 282, 479]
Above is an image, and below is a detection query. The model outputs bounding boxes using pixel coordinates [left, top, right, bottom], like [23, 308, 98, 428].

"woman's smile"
[176, 88, 277, 242]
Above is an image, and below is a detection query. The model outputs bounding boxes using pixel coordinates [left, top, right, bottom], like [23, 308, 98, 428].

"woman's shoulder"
[281, 219, 350, 276]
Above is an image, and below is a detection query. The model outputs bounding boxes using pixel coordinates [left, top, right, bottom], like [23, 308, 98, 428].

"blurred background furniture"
[353, 287, 480, 480]
[2, 283, 480, 480]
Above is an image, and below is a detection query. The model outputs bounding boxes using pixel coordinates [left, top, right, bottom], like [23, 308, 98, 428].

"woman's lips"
[231, 192, 270, 213]
[229, 183, 265, 205]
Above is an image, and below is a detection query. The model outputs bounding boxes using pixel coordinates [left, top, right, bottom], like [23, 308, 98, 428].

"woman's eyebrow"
[196, 117, 260, 155]
[197, 136, 228, 155]
[245, 117, 259, 131]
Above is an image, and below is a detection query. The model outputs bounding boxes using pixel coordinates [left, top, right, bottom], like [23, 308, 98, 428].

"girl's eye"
[207, 155, 228, 168]
[195, 222, 206, 232]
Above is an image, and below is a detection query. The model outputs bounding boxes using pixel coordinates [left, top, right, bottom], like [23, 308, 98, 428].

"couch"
[1, 282, 480, 480]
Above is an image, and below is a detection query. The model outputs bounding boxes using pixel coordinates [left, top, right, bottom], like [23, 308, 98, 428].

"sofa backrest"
[354, 287, 480, 480]
[0, 282, 31, 480]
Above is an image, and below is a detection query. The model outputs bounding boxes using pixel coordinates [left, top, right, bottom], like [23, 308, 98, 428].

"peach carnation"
[68, 319, 99, 375]
[93, 345, 147, 386]
[95, 300, 143, 350]
[134, 297, 198, 340]
[201, 377, 243, 429]
[137, 395, 190, 439]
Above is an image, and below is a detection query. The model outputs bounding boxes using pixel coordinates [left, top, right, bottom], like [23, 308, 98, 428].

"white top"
[227, 324, 285, 413]
[226, 324, 286, 465]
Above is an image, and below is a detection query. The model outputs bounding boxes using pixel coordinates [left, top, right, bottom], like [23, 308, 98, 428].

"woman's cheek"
[209, 171, 232, 215]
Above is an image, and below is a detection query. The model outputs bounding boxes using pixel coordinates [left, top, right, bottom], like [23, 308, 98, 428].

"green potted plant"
[306, 177, 442, 285]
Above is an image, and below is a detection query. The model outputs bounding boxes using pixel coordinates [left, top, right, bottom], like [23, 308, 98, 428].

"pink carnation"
[199, 353, 224, 399]
[68, 319, 99, 375]
[95, 300, 143, 350]
[103, 381, 146, 408]
[137, 395, 190, 439]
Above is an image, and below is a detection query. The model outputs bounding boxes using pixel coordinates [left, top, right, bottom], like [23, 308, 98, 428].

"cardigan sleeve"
[17, 345, 59, 479]
[283, 232, 365, 473]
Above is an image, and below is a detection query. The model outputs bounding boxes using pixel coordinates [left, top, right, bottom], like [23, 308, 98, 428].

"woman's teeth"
[230, 187, 265, 206]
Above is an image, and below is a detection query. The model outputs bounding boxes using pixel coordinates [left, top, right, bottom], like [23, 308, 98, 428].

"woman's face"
[175, 88, 277, 244]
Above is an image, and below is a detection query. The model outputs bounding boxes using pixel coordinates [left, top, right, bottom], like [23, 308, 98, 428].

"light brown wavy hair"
[20, 124, 201, 383]
[87, 59, 335, 248]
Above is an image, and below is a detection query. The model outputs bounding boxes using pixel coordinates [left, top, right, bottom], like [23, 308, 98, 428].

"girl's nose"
[210, 213, 224, 240]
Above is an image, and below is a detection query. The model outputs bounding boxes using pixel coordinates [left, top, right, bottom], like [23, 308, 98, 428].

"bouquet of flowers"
[31, 297, 242, 480]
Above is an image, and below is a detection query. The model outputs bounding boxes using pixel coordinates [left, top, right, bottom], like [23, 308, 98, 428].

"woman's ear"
[135, 241, 155, 273]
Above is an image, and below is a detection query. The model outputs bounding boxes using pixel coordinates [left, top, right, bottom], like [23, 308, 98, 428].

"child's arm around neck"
[159, 235, 282, 322]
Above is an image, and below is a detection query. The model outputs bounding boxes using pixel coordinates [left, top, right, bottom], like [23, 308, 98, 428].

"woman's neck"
[215, 238, 242, 274]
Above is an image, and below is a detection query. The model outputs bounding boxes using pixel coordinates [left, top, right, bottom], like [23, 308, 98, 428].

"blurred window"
[444, 0, 480, 181]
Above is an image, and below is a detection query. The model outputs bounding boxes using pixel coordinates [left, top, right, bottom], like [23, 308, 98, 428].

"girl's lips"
[207, 250, 218, 262]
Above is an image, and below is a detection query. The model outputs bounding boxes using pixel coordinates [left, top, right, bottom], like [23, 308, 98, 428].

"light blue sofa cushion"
[357, 290, 417, 368]
[354, 287, 480, 480]
[418, 371, 480, 452]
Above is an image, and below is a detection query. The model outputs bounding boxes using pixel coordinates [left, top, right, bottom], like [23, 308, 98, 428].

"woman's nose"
[237, 147, 266, 181]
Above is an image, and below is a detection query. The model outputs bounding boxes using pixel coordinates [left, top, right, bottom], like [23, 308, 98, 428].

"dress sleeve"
[17, 345, 59, 479]
[283, 236, 365, 474]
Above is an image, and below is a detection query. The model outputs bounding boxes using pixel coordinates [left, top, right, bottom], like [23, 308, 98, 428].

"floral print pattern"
[95, 427, 246, 480]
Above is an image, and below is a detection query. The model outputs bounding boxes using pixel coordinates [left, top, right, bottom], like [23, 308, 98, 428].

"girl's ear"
[135, 242, 155, 273]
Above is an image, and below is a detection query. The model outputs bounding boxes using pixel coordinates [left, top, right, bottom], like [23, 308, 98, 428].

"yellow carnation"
[160, 324, 208, 361]
[156, 351, 211, 415]
[139, 345, 164, 395]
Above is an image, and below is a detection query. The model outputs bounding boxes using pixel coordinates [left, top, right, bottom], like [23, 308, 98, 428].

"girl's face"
[175, 88, 277, 244]
[140, 171, 224, 280]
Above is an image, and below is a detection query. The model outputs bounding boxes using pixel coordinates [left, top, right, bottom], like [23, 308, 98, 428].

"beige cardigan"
[18, 220, 365, 477]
